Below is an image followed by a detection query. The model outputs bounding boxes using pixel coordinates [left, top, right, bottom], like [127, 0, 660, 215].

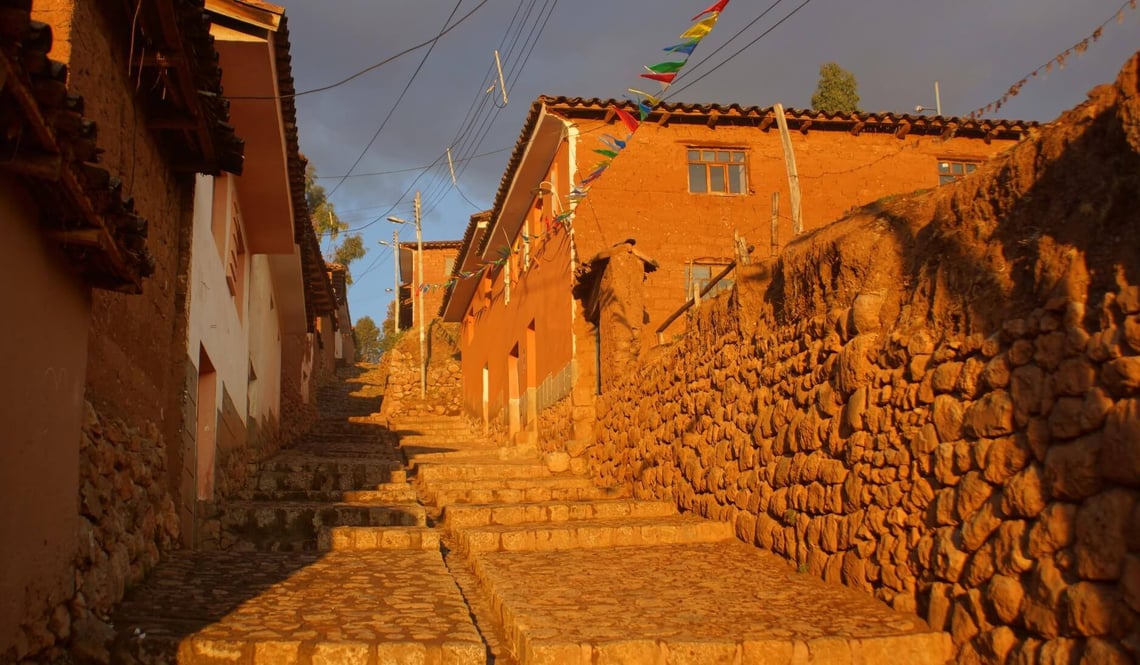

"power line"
[663, 0, 817, 101]
[968, 0, 1139, 117]
[228, 0, 491, 101]
[668, 0, 787, 88]
[314, 146, 511, 180]
[326, 0, 468, 198]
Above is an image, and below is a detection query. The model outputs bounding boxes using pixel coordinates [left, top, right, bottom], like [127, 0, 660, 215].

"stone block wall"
[585, 56, 1140, 664]
[382, 322, 464, 419]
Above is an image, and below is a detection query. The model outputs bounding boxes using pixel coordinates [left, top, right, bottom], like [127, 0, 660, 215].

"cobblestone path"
[111, 365, 951, 664]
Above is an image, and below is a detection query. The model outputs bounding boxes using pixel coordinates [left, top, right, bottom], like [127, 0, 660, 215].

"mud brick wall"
[587, 57, 1140, 664]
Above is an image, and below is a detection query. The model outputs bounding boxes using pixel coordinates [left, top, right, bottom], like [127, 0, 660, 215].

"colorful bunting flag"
[611, 105, 641, 133]
[418, 1, 735, 294]
[663, 40, 699, 55]
[680, 15, 718, 40]
[645, 61, 686, 74]
[639, 72, 677, 84]
[691, 0, 729, 21]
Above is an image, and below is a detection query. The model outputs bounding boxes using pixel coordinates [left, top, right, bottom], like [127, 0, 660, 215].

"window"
[688, 149, 747, 195]
[938, 159, 980, 185]
[685, 262, 733, 298]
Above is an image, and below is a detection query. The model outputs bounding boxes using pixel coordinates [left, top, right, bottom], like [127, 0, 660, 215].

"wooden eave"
[0, 10, 152, 292]
[120, 0, 244, 175]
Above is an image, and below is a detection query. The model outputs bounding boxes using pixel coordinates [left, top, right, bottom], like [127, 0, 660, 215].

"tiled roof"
[129, 0, 245, 174]
[270, 9, 336, 329]
[399, 240, 464, 251]
[474, 95, 1039, 258]
[438, 210, 491, 319]
[0, 8, 153, 291]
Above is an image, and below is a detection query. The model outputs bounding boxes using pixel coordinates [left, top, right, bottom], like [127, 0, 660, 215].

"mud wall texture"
[588, 56, 1140, 663]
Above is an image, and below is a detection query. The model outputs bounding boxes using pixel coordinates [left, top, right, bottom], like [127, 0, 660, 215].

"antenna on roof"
[485, 50, 508, 106]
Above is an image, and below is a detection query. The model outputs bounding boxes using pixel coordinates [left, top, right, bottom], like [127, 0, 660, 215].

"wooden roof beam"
[895, 120, 911, 140]
[798, 118, 812, 135]
[657, 110, 671, 127]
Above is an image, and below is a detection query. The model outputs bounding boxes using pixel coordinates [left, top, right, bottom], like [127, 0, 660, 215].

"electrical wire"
[668, 0, 787, 87]
[325, 0, 467, 199]
[314, 146, 512, 180]
[664, 0, 817, 101]
[228, 0, 491, 101]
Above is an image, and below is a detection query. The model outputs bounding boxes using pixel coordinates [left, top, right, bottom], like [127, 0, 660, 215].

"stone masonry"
[104, 362, 952, 665]
[584, 55, 1140, 664]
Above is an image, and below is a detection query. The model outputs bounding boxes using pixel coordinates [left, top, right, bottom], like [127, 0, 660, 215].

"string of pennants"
[417, 0, 733, 295]
[968, 0, 1137, 118]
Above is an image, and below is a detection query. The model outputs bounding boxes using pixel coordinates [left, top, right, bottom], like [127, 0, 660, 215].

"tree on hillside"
[306, 163, 366, 283]
[378, 299, 404, 354]
[810, 62, 861, 114]
[354, 316, 382, 362]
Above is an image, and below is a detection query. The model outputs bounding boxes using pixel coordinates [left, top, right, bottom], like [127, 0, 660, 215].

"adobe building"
[329, 263, 357, 364]
[398, 239, 462, 330]
[184, 0, 338, 539]
[1, 0, 241, 659]
[441, 96, 1035, 444]
[0, 0, 334, 660]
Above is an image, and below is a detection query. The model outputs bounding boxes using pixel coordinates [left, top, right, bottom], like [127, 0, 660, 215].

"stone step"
[416, 460, 552, 483]
[404, 444, 537, 465]
[252, 463, 405, 493]
[443, 498, 678, 530]
[420, 476, 622, 507]
[469, 541, 952, 665]
[318, 526, 441, 552]
[452, 515, 733, 555]
[234, 483, 418, 504]
[112, 550, 486, 665]
[218, 501, 426, 552]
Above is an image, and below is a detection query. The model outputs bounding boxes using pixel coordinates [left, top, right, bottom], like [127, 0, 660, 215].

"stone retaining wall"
[381, 323, 463, 419]
[584, 56, 1140, 664]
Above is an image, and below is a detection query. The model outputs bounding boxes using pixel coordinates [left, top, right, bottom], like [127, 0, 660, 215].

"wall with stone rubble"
[587, 57, 1140, 664]
[382, 322, 464, 419]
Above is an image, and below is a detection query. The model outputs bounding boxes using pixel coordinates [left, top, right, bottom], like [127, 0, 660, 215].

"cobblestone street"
[109, 365, 950, 664]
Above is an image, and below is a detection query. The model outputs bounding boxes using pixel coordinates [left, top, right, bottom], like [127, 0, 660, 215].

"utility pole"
[414, 191, 426, 399]
[391, 229, 401, 332]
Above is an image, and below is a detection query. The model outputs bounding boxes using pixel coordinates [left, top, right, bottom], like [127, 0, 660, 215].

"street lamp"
[914, 80, 943, 116]
[385, 191, 425, 398]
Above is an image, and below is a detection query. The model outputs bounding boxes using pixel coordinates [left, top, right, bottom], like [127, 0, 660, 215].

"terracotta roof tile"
[474, 95, 1039, 258]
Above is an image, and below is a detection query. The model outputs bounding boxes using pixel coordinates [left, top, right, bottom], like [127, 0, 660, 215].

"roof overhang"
[209, 6, 294, 254]
[440, 215, 490, 322]
[478, 107, 565, 262]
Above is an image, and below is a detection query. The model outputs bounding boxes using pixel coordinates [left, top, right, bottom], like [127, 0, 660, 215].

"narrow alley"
[110, 364, 949, 665]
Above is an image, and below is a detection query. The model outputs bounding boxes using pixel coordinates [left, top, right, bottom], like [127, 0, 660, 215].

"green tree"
[378, 299, 404, 354]
[306, 163, 366, 283]
[810, 62, 861, 114]
[353, 316, 382, 362]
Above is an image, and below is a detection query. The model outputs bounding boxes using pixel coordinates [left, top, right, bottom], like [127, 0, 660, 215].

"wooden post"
[773, 104, 803, 235]
[770, 192, 780, 256]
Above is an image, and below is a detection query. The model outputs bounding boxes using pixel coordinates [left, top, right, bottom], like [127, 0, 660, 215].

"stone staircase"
[398, 414, 953, 665]
[109, 367, 952, 665]
[110, 367, 487, 664]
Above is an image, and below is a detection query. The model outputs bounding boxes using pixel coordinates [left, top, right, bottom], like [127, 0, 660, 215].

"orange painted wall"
[565, 116, 1021, 335]
[456, 110, 1022, 422]
[413, 246, 460, 329]
[458, 143, 576, 424]
[0, 178, 89, 656]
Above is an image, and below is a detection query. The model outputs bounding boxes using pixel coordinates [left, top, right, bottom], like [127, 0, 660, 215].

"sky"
[270, 0, 1140, 327]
